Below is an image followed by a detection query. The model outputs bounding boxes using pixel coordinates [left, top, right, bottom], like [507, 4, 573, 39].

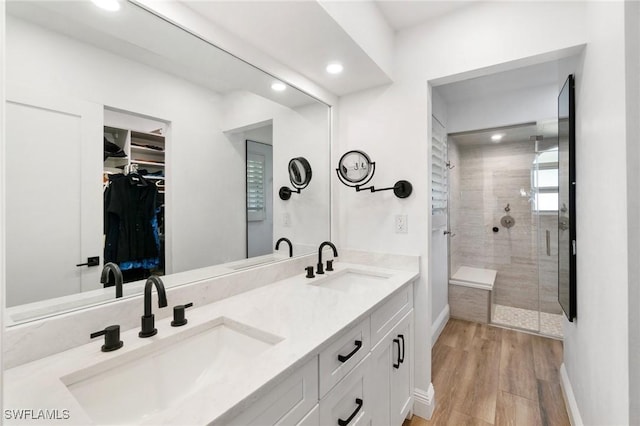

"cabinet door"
[5, 87, 103, 307]
[369, 335, 391, 426]
[390, 312, 413, 426]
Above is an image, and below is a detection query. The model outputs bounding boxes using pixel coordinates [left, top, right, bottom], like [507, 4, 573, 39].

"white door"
[431, 116, 450, 334]
[246, 140, 273, 258]
[6, 87, 103, 306]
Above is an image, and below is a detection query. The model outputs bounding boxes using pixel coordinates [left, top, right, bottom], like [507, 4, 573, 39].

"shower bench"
[449, 266, 497, 324]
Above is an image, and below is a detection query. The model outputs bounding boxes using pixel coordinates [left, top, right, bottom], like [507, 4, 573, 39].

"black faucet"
[101, 262, 123, 299]
[275, 237, 293, 257]
[139, 276, 168, 338]
[317, 241, 338, 275]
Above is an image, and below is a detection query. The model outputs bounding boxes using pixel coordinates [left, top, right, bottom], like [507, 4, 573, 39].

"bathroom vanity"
[3, 252, 418, 425]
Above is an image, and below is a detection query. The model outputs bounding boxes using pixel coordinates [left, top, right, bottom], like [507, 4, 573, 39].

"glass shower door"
[533, 136, 563, 338]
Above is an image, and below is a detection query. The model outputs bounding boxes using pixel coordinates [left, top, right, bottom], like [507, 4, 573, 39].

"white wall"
[562, 2, 630, 424]
[335, 0, 626, 419]
[0, 0, 5, 413]
[625, 2, 640, 423]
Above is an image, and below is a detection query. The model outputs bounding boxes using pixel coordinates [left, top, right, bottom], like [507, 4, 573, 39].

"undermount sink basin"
[310, 269, 392, 291]
[62, 317, 283, 425]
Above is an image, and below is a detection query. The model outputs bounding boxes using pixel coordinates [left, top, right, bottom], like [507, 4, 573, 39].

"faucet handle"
[90, 325, 124, 352]
[305, 266, 315, 279]
[171, 302, 193, 327]
[326, 259, 334, 272]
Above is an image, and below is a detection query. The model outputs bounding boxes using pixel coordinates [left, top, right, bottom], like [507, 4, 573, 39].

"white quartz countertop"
[4, 261, 418, 425]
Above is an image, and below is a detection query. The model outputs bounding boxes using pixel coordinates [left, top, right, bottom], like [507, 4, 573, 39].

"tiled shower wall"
[449, 140, 560, 314]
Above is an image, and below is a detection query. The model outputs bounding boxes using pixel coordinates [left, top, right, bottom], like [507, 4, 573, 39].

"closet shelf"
[131, 145, 165, 154]
[131, 160, 165, 167]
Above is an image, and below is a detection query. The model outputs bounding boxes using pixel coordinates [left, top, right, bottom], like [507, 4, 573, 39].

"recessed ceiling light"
[491, 133, 504, 142]
[91, 0, 121, 12]
[326, 62, 344, 75]
[271, 82, 287, 92]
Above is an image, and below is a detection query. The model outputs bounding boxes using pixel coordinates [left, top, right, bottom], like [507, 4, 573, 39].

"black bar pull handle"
[338, 340, 362, 363]
[398, 334, 405, 364]
[76, 256, 100, 267]
[393, 338, 401, 369]
[337, 398, 363, 426]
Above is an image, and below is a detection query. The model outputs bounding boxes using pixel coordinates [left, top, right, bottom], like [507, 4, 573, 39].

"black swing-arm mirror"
[336, 149, 412, 199]
[279, 157, 312, 200]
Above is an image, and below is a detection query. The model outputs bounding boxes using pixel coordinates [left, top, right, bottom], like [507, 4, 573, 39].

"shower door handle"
[546, 230, 551, 256]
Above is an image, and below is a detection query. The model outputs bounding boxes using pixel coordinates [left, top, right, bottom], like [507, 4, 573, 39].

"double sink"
[52, 267, 393, 424]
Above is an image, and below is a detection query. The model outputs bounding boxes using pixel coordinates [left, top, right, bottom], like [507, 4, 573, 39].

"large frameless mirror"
[4, 1, 330, 325]
[557, 74, 577, 321]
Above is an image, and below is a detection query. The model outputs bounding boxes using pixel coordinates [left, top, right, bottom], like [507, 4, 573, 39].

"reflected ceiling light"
[271, 82, 287, 92]
[91, 0, 121, 12]
[326, 62, 344, 74]
[491, 133, 504, 142]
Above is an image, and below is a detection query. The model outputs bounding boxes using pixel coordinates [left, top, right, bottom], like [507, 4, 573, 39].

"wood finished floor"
[404, 319, 570, 426]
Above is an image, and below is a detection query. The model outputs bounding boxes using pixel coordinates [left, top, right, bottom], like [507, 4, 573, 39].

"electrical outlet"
[395, 215, 408, 234]
[283, 212, 291, 227]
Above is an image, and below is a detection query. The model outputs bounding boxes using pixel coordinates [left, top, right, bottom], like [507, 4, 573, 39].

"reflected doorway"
[246, 137, 274, 258]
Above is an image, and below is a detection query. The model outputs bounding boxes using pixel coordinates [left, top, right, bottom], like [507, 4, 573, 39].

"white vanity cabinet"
[320, 283, 414, 426]
[370, 311, 414, 426]
[227, 358, 319, 426]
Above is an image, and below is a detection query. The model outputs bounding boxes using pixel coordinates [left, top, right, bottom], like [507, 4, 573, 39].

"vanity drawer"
[296, 404, 319, 426]
[228, 357, 318, 426]
[319, 317, 370, 397]
[370, 283, 413, 349]
[319, 354, 371, 426]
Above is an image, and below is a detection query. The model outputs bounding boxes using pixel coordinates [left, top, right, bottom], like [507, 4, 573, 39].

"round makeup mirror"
[289, 157, 312, 188]
[337, 150, 374, 185]
[279, 157, 312, 200]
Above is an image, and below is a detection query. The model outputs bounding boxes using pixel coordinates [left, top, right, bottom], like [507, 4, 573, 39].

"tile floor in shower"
[492, 304, 564, 338]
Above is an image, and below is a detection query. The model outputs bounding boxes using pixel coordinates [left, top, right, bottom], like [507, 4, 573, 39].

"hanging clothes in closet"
[104, 172, 160, 280]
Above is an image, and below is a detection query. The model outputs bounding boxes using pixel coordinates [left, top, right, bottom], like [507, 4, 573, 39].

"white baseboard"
[431, 304, 450, 347]
[560, 363, 583, 426]
[413, 384, 435, 420]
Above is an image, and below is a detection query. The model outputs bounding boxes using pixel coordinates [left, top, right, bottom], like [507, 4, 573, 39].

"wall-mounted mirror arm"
[336, 150, 413, 199]
[280, 157, 312, 200]
[353, 180, 413, 199]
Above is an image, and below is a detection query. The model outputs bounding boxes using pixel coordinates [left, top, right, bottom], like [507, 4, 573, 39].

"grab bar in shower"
[546, 230, 551, 256]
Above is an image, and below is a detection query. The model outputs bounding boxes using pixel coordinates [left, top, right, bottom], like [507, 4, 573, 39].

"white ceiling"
[182, 1, 392, 97]
[7, 1, 320, 108]
[374, 0, 480, 31]
[435, 60, 564, 104]
[449, 122, 558, 147]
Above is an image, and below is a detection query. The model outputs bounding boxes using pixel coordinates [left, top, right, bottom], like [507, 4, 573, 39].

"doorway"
[246, 139, 274, 258]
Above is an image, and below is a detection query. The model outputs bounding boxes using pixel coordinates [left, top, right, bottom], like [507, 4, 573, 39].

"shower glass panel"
[449, 123, 563, 337]
[533, 137, 564, 338]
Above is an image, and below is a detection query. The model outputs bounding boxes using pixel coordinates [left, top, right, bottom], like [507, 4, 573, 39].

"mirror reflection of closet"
[103, 109, 168, 284]
[5, 0, 330, 323]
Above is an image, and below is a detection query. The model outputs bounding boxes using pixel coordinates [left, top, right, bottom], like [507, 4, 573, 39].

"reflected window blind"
[247, 152, 266, 221]
[431, 117, 447, 215]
